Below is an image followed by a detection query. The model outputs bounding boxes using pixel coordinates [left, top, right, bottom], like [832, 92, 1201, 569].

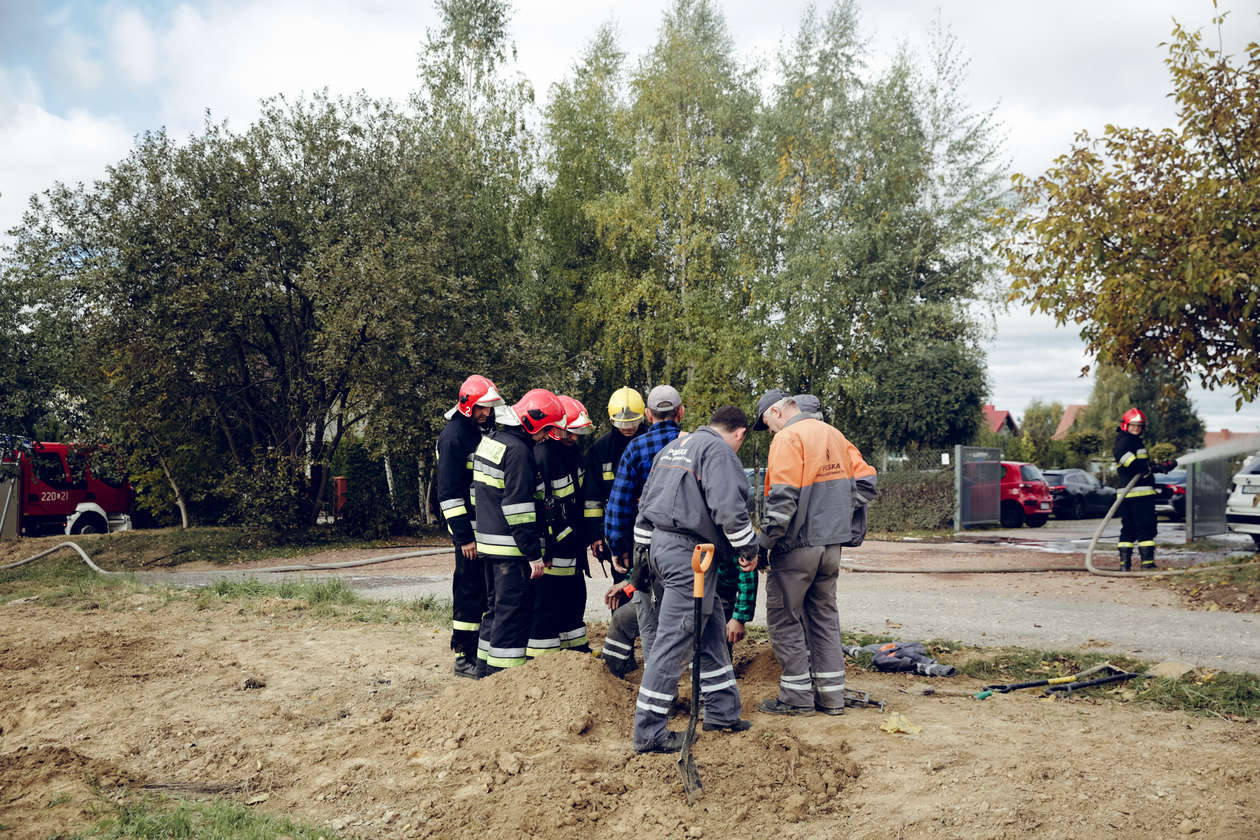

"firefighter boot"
[453, 655, 479, 679]
[1139, 545, 1156, 570]
[1117, 547, 1132, 572]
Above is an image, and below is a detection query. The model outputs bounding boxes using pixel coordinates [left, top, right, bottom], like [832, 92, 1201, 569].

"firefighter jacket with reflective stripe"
[760, 414, 877, 553]
[633, 426, 756, 557]
[1113, 428, 1156, 497]
[536, 440, 587, 574]
[434, 413, 484, 545]
[473, 426, 543, 563]
[582, 426, 644, 534]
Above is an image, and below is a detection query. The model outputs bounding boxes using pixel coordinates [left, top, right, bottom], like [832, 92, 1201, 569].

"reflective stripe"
[1125, 487, 1156, 498]
[701, 665, 733, 680]
[584, 500, 602, 510]
[439, 498, 466, 511]
[504, 511, 537, 525]
[443, 504, 468, 519]
[1117, 541, 1134, 548]
[701, 678, 736, 693]
[554, 526, 574, 542]
[502, 501, 536, 516]
[452, 619, 480, 631]
[725, 523, 755, 546]
[544, 565, 576, 576]
[584, 507, 603, 518]
[633, 526, 653, 542]
[553, 484, 575, 499]
[477, 463, 506, 480]
[602, 471, 615, 481]
[559, 634, 588, 649]
[602, 646, 630, 661]
[780, 674, 811, 688]
[558, 626, 587, 642]
[816, 684, 846, 694]
[474, 470, 505, 489]
[477, 541, 524, 557]
[527, 637, 561, 654]
[549, 557, 577, 568]
[487, 654, 526, 668]
[639, 686, 674, 701]
[550, 475, 574, 490]
[477, 532, 518, 546]
[603, 637, 632, 652]
[1118, 452, 1136, 467]
[636, 699, 670, 715]
[1138, 540, 1156, 547]
[464, 457, 474, 470]
[489, 645, 526, 659]
[811, 670, 844, 679]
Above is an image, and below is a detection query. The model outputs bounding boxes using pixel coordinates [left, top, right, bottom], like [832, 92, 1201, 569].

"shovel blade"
[677, 746, 703, 803]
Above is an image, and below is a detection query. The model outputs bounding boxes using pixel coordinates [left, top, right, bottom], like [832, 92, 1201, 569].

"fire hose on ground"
[0, 543, 453, 575]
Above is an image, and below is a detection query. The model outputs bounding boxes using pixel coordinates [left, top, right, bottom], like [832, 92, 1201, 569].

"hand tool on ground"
[1044, 671, 1147, 696]
[843, 687, 887, 711]
[983, 662, 1122, 694]
[679, 542, 714, 805]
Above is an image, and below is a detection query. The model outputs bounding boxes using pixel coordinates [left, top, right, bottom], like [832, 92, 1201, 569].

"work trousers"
[477, 559, 535, 672]
[1118, 494, 1157, 549]
[632, 531, 741, 751]
[766, 544, 846, 711]
[633, 575, 663, 661]
[601, 600, 640, 671]
[450, 539, 487, 659]
[527, 552, 589, 656]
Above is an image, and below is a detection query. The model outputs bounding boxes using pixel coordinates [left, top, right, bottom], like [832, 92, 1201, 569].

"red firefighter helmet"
[549, 395, 593, 440]
[457, 375, 504, 418]
[1120, 407, 1146, 433]
[513, 389, 565, 435]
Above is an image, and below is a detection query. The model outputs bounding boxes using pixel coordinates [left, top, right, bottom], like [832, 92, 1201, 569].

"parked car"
[1153, 470, 1187, 522]
[999, 461, 1053, 528]
[1041, 468, 1118, 519]
[1226, 453, 1260, 550]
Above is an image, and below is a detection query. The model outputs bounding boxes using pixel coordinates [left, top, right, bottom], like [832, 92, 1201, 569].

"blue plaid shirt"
[603, 420, 681, 557]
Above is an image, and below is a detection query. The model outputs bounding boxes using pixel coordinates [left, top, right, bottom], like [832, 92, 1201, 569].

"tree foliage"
[999, 12, 1260, 404]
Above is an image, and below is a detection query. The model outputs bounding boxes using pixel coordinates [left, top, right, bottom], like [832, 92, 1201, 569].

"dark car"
[1154, 470, 1186, 522]
[1041, 468, 1118, 519]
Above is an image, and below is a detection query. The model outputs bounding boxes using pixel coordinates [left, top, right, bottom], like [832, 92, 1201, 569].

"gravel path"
[130, 518, 1260, 673]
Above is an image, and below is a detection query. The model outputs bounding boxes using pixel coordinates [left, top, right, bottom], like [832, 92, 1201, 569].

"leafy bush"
[867, 469, 953, 532]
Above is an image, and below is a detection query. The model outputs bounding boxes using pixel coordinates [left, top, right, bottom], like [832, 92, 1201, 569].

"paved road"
[135, 518, 1260, 673]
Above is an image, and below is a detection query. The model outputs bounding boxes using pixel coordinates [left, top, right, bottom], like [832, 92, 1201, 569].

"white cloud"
[110, 6, 158, 85]
[51, 28, 103, 92]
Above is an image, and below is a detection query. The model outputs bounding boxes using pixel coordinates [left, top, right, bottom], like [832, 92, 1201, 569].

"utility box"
[1, 478, 18, 540]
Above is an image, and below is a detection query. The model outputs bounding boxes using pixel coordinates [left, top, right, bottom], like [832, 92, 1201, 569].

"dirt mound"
[395, 650, 861, 838]
[0, 746, 135, 839]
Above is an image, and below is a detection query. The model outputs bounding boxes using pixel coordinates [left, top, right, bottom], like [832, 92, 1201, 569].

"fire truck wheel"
[71, 515, 106, 535]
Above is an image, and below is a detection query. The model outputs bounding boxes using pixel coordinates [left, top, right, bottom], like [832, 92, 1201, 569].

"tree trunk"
[155, 450, 190, 529]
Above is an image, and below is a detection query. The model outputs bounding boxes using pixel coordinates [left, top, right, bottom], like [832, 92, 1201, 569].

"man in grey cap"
[603, 384, 685, 659]
[751, 389, 877, 715]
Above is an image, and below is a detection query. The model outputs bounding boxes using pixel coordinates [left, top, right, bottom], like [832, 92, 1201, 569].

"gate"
[955, 446, 1001, 529]
[1186, 456, 1232, 541]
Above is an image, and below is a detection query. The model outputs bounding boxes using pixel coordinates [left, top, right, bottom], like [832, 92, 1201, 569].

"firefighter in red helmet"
[473, 388, 566, 675]
[1114, 408, 1157, 570]
[528, 395, 595, 658]
[435, 375, 503, 678]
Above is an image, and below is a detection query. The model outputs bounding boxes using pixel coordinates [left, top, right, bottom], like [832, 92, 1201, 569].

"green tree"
[1130, 360, 1205, 454]
[585, 0, 759, 416]
[754, 4, 1004, 450]
[1020, 399, 1065, 466]
[999, 12, 1260, 404]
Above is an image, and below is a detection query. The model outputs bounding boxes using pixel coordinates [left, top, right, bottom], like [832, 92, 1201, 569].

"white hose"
[1, 542, 453, 576]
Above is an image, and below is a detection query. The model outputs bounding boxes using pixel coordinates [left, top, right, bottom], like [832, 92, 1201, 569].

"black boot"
[1139, 545, 1156, 570]
[1118, 546, 1133, 572]
[453, 654, 479, 679]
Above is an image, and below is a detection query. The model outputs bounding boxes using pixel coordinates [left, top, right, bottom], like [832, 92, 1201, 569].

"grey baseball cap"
[646, 384, 682, 413]
[752, 388, 788, 430]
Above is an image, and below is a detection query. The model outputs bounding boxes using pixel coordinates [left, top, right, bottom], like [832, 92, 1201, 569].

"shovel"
[678, 542, 714, 804]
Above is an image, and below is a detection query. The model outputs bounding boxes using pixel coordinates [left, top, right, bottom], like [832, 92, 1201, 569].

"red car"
[1000, 461, 1053, 528]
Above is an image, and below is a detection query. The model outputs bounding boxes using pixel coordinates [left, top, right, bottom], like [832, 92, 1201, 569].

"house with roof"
[1203, 428, 1260, 450]
[1053, 404, 1086, 440]
[981, 404, 1018, 436]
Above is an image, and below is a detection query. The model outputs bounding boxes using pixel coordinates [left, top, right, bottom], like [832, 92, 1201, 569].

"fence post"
[953, 445, 962, 533]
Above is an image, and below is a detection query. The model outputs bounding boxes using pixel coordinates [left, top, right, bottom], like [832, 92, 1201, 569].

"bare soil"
[2, 594, 1257, 839]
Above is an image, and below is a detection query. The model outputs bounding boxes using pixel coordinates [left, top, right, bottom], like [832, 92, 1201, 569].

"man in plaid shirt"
[604, 384, 684, 659]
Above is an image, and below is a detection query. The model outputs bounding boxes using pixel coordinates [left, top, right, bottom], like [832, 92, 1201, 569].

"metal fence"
[954, 446, 1001, 529]
[1185, 450, 1251, 541]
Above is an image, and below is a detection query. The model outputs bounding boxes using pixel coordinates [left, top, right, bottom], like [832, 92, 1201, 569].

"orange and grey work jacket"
[759, 413, 877, 554]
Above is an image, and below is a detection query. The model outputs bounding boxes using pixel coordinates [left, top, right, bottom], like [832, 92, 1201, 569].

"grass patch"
[71, 793, 344, 839]
[1, 526, 446, 573]
[195, 576, 453, 626]
[0, 556, 150, 606]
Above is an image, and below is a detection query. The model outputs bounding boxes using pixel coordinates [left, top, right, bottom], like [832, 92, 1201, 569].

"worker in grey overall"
[631, 406, 759, 753]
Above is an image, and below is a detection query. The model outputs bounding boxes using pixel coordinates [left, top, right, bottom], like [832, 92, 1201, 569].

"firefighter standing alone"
[1114, 408, 1157, 571]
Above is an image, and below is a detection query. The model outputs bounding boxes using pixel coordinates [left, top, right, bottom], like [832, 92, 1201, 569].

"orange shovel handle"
[691, 543, 714, 598]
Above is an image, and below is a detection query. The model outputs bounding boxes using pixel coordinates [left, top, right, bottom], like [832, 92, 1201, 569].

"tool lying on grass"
[678, 542, 714, 805]
[983, 662, 1125, 694]
[843, 688, 887, 711]
[1044, 671, 1147, 696]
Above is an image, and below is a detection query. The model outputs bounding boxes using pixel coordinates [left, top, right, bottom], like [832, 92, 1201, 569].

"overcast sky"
[2, 0, 1258, 432]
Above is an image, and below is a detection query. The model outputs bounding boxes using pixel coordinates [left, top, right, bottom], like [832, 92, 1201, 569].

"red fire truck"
[1, 439, 134, 536]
